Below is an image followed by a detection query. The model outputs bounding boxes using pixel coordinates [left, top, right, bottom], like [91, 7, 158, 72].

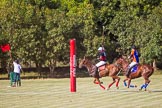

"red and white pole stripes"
[70, 39, 76, 92]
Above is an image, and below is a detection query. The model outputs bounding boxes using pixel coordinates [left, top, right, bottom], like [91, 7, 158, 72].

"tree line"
[0, 0, 162, 77]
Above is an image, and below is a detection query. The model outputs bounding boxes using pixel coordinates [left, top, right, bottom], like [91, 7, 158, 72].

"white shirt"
[13, 62, 22, 73]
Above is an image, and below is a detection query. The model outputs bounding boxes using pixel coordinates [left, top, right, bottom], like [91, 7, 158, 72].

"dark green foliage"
[0, 0, 162, 75]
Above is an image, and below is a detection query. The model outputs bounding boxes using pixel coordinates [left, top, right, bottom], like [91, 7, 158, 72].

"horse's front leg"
[95, 78, 105, 90]
[107, 76, 120, 90]
[106, 78, 116, 90]
[93, 78, 103, 84]
[93, 78, 97, 84]
[127, 78, 131, 88]
[124, 78, 137, 88]
[123, 78, 128, 87]
[115, 76, 120, 89]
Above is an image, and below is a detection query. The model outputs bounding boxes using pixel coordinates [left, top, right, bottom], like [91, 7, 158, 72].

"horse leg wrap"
[141, 84, 145, 90]
[144, 83, 148, 89]
[124, 81, 127, 87]
[116, 80, 119, 87]
[100, 85, 105, 90]
[94, 82, 99, 84]
[127, 80, 131, 88]
[108, 82, 115, 88]
[129, 85, 136, 88]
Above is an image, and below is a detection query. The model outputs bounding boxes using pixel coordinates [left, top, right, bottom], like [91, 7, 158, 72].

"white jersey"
[96, 61, 106, 67]
[128, 61, 138, 68]
[13, 62, 22, 73]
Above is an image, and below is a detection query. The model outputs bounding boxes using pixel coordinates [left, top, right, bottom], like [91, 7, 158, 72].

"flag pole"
[8, 50, 13, 61]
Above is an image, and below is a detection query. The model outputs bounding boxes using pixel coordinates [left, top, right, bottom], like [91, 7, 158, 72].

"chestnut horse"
[115, 57, 154, 91]
[79, 56, 121, 90]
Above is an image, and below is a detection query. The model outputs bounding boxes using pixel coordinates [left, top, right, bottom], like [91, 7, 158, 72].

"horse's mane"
[112, 55, 123, 63]
[84, 56, 93, 60]
[83, 56, 97, 65]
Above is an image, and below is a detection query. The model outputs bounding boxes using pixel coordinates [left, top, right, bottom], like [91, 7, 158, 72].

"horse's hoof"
[106, 88, 110, 90]
[139, 89, 142, 91]
[101, 82, 103, 84]
[135, 85, 137, 88]
[116, 87, 119, 89]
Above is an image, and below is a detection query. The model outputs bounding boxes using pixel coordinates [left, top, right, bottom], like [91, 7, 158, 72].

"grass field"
[0, 75, 162, 108]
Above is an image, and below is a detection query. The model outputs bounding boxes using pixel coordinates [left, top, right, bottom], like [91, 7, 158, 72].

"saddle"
[89, 64, 106, 77]
[98, 65, 106, 72]
[131, 65, 138, 73]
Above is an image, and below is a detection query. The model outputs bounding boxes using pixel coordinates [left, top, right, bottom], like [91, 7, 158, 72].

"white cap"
[98, 47, 103, 51]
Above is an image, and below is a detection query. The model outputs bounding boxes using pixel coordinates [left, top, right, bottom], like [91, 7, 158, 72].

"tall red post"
[70, 39, 76, 92]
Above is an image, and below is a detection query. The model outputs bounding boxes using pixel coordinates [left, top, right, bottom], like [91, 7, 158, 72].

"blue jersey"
[131, 49, 139, 63]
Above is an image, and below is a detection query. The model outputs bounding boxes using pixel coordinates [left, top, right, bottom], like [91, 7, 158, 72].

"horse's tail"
[141, 64, 154, 78]
[151, 66, 154, 74]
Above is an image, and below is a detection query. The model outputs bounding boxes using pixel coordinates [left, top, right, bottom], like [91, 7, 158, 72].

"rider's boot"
[126, 68, 131, 78]
[95, 67, 99, 77]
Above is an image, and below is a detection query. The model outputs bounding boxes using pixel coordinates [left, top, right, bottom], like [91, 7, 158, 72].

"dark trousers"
[14, 73, 20, 82]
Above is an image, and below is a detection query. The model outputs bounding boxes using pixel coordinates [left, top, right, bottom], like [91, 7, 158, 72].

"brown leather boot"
[126, 68, 131, 78]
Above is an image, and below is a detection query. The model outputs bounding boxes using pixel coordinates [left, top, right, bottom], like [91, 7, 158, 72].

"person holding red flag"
[1, 44, 23, 87]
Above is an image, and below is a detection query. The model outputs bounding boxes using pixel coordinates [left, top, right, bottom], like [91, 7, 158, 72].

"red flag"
[0, 44, 11, 52]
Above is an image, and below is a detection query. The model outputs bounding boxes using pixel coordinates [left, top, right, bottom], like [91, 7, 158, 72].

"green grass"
[0, 72, 40, 79]
[0, 75, 162, 108]
[154, 69, 162, 75]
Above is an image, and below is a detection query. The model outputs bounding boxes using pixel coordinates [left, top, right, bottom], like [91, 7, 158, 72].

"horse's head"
[79, 56, 87, 68]
[79, 56, 93, 68]
[115, 56, 127, 66]
[115, 57, 122, 65]
[115, 56, 129, 72]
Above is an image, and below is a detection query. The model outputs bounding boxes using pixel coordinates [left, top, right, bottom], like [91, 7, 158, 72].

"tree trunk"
[48, 59, 56, 78]
[36, 63, 42, 78]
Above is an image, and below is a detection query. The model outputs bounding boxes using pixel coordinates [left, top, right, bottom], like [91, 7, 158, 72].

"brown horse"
[79, 56, 121, 90]
[115, 56, 154, 91]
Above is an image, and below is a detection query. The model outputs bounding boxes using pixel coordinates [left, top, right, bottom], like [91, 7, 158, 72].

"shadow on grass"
[107, 89, 162, 93]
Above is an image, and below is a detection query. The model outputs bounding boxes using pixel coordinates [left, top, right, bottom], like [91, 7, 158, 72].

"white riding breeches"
[128, 61, 138, 68]
[96, 61, 106, 67]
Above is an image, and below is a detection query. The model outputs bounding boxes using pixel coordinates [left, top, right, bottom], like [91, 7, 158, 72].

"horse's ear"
[122, 55, 127, 59]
